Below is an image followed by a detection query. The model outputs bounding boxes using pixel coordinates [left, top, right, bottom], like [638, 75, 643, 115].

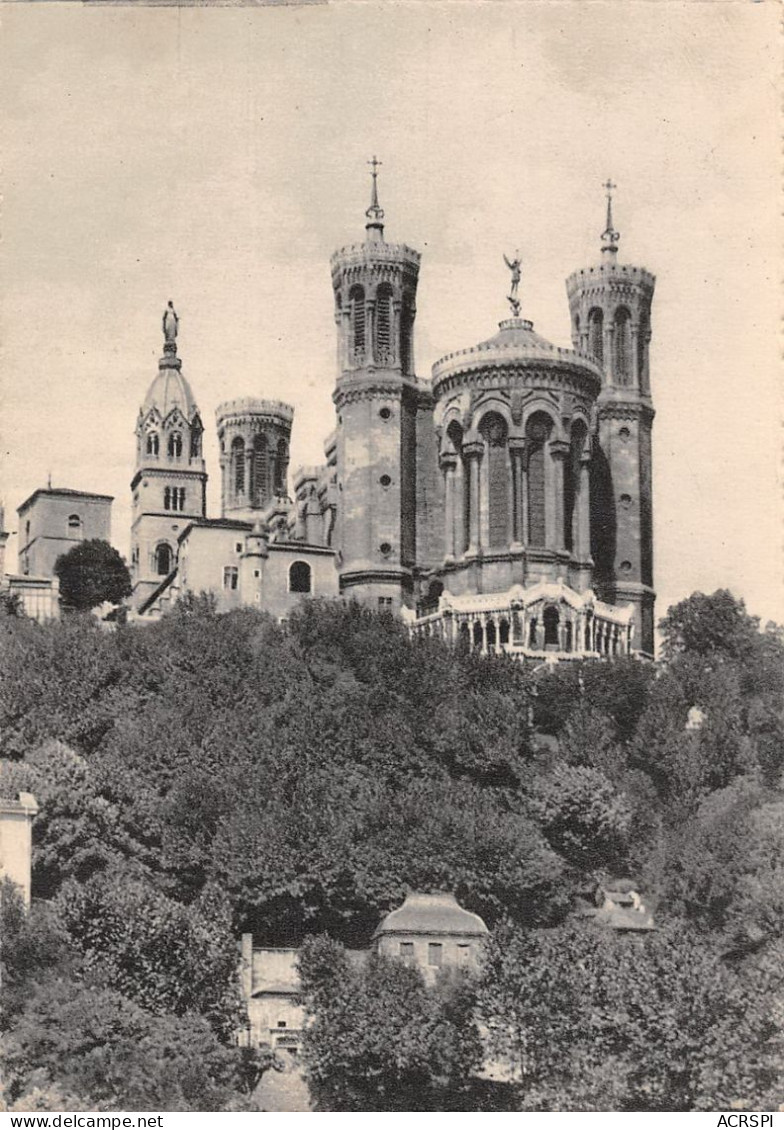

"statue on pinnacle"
[162, 301, 179, 346]
[503, 251, 522, 317]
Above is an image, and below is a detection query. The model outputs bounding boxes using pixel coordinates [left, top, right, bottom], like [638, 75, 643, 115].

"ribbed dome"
[142, 360, 199, 421]
[373, 892, 489, 939]
[432, 316, 602, 396]
[477, 317, 554, 352]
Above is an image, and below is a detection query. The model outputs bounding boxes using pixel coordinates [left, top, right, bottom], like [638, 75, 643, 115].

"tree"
[659, 589, 760, 665]
[0, 880, 73, 1028]
[54, 539, 132, 612]
[298, 935, 483, 1110]
[478, 920, 780, 1111]
[55, 871, 243, 1039]
[2, 982, 261, 1112]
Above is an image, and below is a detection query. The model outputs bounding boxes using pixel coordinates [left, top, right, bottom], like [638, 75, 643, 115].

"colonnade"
[439, 435, 591, 560]
[411, 603, 631, 659]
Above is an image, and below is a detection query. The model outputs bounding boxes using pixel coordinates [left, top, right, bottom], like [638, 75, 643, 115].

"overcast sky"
[1, 1, 780, 625]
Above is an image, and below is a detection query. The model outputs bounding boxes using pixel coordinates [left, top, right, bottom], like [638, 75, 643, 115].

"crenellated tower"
[131, 303, 207, 609]
[330, 159, 422, 611]
[566, 184, 656, 654]
[216, 398, 293, 522]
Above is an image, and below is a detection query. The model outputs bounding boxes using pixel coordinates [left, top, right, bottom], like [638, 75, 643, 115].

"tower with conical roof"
[566, 183, 656, 655]
[330, 159, 423, 610]
[130, 303, 207, 609]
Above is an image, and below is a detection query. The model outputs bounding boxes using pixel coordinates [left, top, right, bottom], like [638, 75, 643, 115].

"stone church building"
[130, 171, 655, 657]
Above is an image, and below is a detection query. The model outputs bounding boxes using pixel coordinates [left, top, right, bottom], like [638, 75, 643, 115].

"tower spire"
[601, 178, 620, 258]
[365, 155, 385, 242]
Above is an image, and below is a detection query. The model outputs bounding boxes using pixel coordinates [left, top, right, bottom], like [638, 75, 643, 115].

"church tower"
[130, 303, 207, 609]
[331, 160, 421, 610]
[565, 184, 656, 654]
[216, 398, 293, 522]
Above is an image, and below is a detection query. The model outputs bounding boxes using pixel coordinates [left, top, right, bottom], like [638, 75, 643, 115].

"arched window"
[446, 421, 467, 556]
[480, 412, 509, 548]
[168, 432, 183, 458]
[163, 486, 171, 510]
[155, 543, 173, 576]
[400, 291, 414, 375]
[190, 429, 202, 458]
[613, 307, 632, 385]
[526, 413, 552, 547]
[638, 316, 649, 391]
[232, 436, 245, 494]
[349, 285, 365, 361]
[587, 307, 604, 364]
[375, 283, 394, 363]
[564, 420, 587, 553]
[543, 605, 560, 647]
[275, 437, 288, 496]
[146, 431, 159, 456]
[289, 560, 312, 594]
[250, 434, 267, 506]
[67, 514, 82, 538]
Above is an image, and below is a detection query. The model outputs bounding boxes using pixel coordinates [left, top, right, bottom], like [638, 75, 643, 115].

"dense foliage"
[0, 589, 782, 1110]
[297, 936, 484, 1110]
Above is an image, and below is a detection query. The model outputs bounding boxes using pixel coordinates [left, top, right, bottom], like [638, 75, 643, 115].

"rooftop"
[18, 488, 114, 515]
[374, 892, 489, 939]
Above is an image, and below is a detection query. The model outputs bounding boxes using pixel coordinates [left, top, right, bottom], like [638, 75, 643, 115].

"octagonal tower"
[216, 398, 294, 522]
[330, 160, 424, 611]
[565, 184, 656, 655]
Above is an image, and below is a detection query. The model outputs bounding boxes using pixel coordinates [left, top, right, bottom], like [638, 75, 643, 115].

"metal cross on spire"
[601, 178, 620, 256]
[366, 155, 385, 222]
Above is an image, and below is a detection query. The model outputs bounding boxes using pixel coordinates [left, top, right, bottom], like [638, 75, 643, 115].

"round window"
[379, 407, 392, 420]
[619, 426, 631, 441]
[619, 494, 632, 509]
[620, 560, 633, 573]
[380, 474, 392, 487]
[379, 542, 392, 556]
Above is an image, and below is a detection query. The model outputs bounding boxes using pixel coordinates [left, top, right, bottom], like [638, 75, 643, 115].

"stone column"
[392, 301, 401, 366]
[549, 441, 570, 552]
[509, 439, 526, 547]
[440, 453, 457, 561]
[367, 300, 376, 365]
[463, 442, 483, 555]
[630, 323, 640, 389]
[605, 322, 615, 383]
[577, 454, 591, 558]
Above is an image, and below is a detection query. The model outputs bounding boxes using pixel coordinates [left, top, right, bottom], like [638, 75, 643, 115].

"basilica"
[130, 170, 656, 659]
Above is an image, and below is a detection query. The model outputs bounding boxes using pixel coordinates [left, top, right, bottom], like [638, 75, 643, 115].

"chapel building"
[130, 171, 655, 658]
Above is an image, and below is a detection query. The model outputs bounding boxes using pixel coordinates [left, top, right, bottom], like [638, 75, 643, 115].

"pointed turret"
[130, 305, 208, 609]
[330, 162, 424, 610]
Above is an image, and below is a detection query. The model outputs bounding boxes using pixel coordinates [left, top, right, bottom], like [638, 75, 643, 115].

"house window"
[289, 561, 312, 594]
[399, 942, 414, 964]
[235, 542, 243, 554]
[168, 432, 183, 458]
[378, 597, 393, 610]
[67, 514, 82, 538]
[146, 432, 159, 456]
[457, 944, 471, 965]
[428, 943, 443, 967]
[223, 566, 239, 591]
[277, 1021, 287, 1029]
